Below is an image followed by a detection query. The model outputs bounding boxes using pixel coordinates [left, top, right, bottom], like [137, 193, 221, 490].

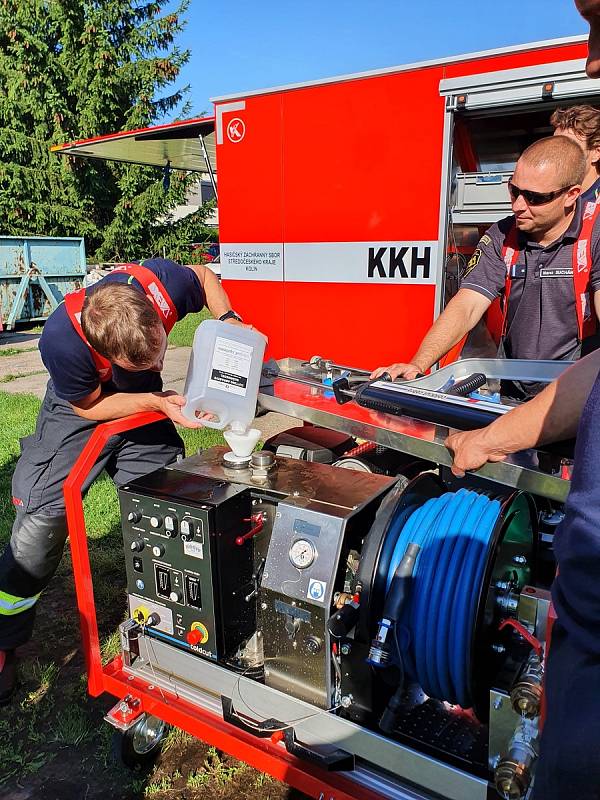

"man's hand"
[370, 362, 423, 381]
[444, 428, 508, 477]
[223, 317, 253, 330]
[155, 392, 204, 429]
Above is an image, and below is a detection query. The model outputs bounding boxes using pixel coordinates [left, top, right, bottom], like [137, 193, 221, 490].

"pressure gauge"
[289, 539, 316, 569]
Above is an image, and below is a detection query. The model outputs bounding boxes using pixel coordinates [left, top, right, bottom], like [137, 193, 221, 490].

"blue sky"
[170, 0, 589, 118]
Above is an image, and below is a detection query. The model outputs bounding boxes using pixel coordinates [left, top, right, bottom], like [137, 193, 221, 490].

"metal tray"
[402, 358, 572, 390]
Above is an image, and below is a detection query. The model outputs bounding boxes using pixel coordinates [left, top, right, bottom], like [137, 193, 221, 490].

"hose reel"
[357, 474, 536, 717]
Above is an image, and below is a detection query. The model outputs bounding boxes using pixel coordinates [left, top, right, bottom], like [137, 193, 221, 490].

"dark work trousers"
[0, 383, 184, 650]
[531, 622, 600, 800]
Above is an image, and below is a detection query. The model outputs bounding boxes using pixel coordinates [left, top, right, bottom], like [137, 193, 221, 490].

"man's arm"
[371, 288, 492, 380]
[189, 264, 241, 323]
[594, 288, 600, 321]
[445, 347, 600, 475]
[70, 386, 203, 428]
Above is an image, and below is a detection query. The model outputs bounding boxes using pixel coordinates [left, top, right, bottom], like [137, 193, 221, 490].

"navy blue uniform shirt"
[40, 259, 205, 402]
[582, 175, 600, 204]
[553, 368, 600, 655]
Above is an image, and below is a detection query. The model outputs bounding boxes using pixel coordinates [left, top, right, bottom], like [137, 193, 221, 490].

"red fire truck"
[55, 33, 599, 369]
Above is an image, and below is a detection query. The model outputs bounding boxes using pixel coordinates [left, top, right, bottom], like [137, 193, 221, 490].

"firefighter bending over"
[0, 258, 252, 704]
[372, 136, 600, 397]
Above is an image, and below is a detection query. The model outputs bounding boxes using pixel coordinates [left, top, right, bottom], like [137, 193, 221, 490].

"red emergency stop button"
[186, 622, 209, 646]
[186, 629, 202, 646]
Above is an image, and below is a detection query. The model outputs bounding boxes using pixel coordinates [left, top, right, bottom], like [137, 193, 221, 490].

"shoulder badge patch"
[479, 234, 492, 247]
[463, 248, 482, 278]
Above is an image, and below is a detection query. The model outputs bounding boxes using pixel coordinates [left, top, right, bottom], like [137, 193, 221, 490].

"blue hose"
[383, 489, 501, 708]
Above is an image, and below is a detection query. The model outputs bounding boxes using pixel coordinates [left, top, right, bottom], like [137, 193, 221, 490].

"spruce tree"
[0, 0, 207, 260]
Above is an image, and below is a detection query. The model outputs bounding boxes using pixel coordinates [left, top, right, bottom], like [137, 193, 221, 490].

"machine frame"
[64, 367, 564, 799]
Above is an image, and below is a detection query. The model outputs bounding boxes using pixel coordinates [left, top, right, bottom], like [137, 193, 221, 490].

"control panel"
[119, 469, 254, 662]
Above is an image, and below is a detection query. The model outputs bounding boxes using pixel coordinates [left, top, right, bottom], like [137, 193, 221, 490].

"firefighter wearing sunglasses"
[372, 135, 600, 398]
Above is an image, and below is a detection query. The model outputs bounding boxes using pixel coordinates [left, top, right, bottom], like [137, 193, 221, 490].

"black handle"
[222, 696, 281, 738]
[332, 376, 354, 405]
[221, 696, 354, 771]
[445, 372, 487, 397]
[283, 728, 354, 771]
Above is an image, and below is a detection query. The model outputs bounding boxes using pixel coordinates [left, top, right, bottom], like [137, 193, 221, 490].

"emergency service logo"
[463, 248, 482, 278]
[227, 118, 246, 143]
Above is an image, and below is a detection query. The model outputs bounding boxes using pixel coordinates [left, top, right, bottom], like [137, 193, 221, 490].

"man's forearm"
[71, 391, 163, 422]
[479, 348, 600, 454]
[410, 290, 489, 372]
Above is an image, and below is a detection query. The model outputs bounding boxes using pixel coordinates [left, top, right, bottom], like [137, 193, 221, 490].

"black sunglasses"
[508, 181, 572, 207]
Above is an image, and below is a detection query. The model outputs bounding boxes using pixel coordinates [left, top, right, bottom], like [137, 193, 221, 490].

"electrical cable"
[231, 663, 342, 733]
[382, 488, 502, 708]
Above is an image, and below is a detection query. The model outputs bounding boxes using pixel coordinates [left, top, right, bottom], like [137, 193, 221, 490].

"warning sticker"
[207, 337, 253, 396]
[308, 578, 327, 602]
[183, 541, 204, 560]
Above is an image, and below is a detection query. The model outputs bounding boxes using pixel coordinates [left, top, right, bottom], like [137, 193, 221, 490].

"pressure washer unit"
[64, 356, 570, 800]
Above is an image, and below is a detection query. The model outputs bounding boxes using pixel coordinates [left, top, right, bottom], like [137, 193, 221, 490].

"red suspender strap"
[499, 224, 521, 340]
[111, 263, 178, 333]
[63, 263, 179, 383]
[499, 205, 600, 346]
[63, 289, 114, 382]
[573, 200, 600, 341]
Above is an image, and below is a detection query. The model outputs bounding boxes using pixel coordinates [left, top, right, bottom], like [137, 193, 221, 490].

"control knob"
[127, 510, 142, 524]
[152, 544, 165, 558]
[181, 517, 195, 542]
[164, 515, 177, 536]
[130, 539, 145, 553]
[149, 515, 163, 529]
[169, 590, 183, 603]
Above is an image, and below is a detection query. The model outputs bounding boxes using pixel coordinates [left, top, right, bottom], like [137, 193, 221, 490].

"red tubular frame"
[63, 413, 386, 800]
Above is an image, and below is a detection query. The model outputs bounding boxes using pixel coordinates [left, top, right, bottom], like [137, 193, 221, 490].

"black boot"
[0, 649, 17, 705]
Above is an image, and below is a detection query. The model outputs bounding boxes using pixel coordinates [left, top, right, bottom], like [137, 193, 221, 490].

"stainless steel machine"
[108, 357, 572, 800]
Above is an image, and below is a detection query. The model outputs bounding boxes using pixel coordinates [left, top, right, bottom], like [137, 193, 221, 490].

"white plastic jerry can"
[182, 320, 267, 431]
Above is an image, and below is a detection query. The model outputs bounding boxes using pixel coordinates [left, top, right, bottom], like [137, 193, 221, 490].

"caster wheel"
[112, 713, 169, 770]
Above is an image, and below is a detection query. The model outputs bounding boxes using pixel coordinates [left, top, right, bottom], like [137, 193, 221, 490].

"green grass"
[0, 347, 38, 357]
[49, 705, 95, 746]
[0, 391, 41, 541]
[145, 775, 175, 795]
[168, 308, 212, 348]
[162, 727, 194, 752]
[0, 370, 46, 384]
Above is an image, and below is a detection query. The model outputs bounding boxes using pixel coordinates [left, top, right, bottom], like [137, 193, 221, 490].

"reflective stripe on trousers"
[0, 589, 41, 616]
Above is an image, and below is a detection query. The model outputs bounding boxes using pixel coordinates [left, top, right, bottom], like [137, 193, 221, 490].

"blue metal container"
[0, 236, 86, 329]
